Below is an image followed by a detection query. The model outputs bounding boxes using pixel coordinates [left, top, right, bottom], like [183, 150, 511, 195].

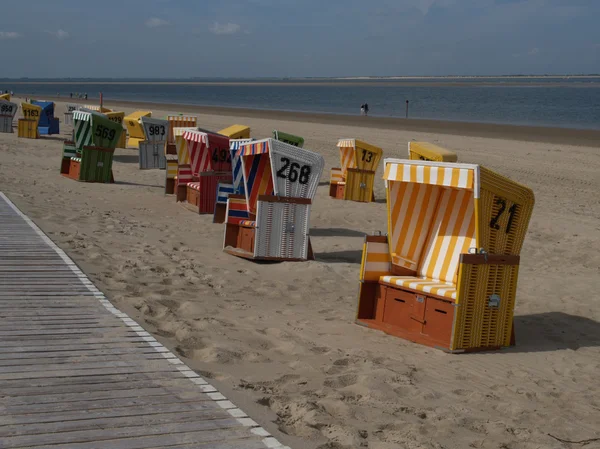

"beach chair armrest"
[360, 235, 391, 282]
[257, 195, 312, 206]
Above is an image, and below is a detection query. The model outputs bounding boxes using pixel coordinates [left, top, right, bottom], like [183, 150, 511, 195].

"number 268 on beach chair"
[330, 139, 383, 202]
[356, 157, 534, 352]
[223, 138, 324, 261]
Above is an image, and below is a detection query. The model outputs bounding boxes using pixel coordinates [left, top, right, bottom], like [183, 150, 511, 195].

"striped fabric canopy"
[182, 130, 208, 144]
[240, 139, 269, 156]
[230, 139, 253, 193]
[337, 139, 356, 148]
[184, 131, 210, 175]
[384, 160, 476, 192]
[73, 111, 92, 122]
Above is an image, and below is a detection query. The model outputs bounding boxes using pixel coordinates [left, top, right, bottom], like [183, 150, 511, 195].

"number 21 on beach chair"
[0, 99, 18, 133]
[330, 139, 383, 202]
[178, 130, 232, 214]
[139, 116, 168, 169]
[124, 110, 151, 148]
[18, 103, 42, 139]
[213, 138, 253, 224]
[223, 138, 324, 261]
[356, 156, 535, 352]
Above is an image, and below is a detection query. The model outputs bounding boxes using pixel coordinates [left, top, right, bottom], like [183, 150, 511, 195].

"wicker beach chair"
[18, 103, 42, 139]
[273, 130, 304, 148]
[213, 138, 253, 223]
[105, 112, 127, 148]
[218, 124, 251, 139]
[0, 99, 17, 133]
[167, 115, 197, 144]
[124, 110, 151, 148]
[330, 139, 383, 202]
[60, 110, 123, 183]
[223, 138, 324, 261]
[356, 157, 535, 352]
[138, 116, 168, 169]
[31, 100, 60, 135]
[177, 130, 232, 214]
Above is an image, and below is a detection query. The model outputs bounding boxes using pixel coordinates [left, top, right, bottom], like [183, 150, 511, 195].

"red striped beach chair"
[213, 138, 253, 223]
[178, 130, 232, 214]
[356, 156, 535, 352]
[223, 138, 324, 262]
[330, 139, 383, 202]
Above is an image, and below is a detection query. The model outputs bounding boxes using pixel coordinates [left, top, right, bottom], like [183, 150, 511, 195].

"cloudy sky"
[1, 0, 598, 78]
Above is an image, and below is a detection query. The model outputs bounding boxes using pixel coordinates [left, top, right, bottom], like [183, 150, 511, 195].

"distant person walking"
[360, 104, 365, 116]
[364, 103, 369, 116]
[70, 92, 73, 98]
[85, 93, 88, 100]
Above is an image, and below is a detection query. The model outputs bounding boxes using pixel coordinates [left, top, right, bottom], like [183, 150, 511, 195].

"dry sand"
[1, 96, 599, 449]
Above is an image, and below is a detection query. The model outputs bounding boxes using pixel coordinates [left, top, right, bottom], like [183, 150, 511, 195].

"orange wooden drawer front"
[422, 298, 454, 345]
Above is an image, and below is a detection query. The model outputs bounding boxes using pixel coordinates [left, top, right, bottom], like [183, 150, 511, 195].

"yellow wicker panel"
[124, 111, 151, 149]
[17, 119, 38, 139]
[344, 169, 375, 202]
[478, 166, 534, 256]
[354, 140, 383, 171]
[409, 142, 457, 162]
[218, 124, 250, 139]
[452, 261, 519, 350]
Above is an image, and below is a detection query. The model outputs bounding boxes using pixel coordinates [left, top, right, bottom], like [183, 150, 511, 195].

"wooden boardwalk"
[0, 192, 289, 449]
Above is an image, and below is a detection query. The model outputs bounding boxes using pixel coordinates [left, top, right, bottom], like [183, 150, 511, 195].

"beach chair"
[179, 130, 232, 214]
[83, 104, 112, 113]
[213, 138, 253, 223]
[0, 100, 17, 133]
[172, 126, 198, 195]
[0, 93, 10, 101]
[124, 110, 152, 148]
[138, 116, 168, 169]
[167, 115, 197, 145]
[31, 100, 60, 135]
[273, 130, 304, 148]
[61, 110, 123, 183]
[105, 112, 127, 148]
[218, 124, 250, 139]
[223, 138, 324, 261]
[330, 139, 383, 202]
[356, 158, 535, 352]
[408, 141, 457, 162]
[18, 103, 42, 139]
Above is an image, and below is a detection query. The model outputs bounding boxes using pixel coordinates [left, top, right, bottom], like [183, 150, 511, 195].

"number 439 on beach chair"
[330, 139, 383, 202]
[356, 156, 534, 352]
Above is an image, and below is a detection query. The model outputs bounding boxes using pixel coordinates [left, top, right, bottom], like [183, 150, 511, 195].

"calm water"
[2, 77, 600, 130]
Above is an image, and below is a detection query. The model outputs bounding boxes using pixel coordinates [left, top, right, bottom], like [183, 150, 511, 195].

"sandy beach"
[1, 97, 599, 449]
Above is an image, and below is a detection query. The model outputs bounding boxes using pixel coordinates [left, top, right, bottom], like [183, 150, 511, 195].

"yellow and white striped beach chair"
[356, 156, 534, 352]
[330, 139, 383, 202]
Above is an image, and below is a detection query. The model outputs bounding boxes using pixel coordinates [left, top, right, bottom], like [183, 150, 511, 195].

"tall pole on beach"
[100, 92, 103, 110]
[406, 100, 409, 119]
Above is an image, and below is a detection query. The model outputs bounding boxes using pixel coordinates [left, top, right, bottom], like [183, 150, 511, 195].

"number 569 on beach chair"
[356, 157, 534, 352]
[223, 138, 324, 261]
[330, 139, 383, 202]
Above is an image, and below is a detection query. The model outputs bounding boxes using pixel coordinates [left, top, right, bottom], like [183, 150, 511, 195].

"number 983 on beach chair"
[330, 139, 383, 202]
[138, 116, 168, 169]
[223, 138, 324, 262]
[356, 157, 534, 352]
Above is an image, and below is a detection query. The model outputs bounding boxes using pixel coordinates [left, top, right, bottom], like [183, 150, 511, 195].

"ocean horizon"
[3, 76, 600, 130]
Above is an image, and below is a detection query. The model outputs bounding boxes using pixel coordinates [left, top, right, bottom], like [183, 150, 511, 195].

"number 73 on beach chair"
[330, 139, 383, 202]
[223, 138, 324, 261]
[356, 157, 534, 352]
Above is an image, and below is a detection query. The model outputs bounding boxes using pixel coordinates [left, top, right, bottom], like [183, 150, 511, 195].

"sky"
[0, 0, 599, 78]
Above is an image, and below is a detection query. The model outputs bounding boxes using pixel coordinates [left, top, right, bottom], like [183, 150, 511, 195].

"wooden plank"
[0, 342, 155, 353]
[0, 336, 149, 348]
[0, 409, 234, 437]
[0, 358, 175, 374]
[1, 389, 212, 414]
[1, 418, 248, 448]
[0, 352, 166, 366]
[0, 365, 182, 381]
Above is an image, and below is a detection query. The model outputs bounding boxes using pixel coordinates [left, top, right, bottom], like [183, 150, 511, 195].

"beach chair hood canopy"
[141, 116, 169, 143]
[240, 138, 324, 207]
[0, 100, 18, 119]
[182, 129, 231, 174]
[73, 110, 123, 150]
[337, 138, 383, 173]
[229, 138, 254, 193]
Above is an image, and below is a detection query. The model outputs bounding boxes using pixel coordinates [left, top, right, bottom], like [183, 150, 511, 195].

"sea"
[2, 77, 600, 130]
